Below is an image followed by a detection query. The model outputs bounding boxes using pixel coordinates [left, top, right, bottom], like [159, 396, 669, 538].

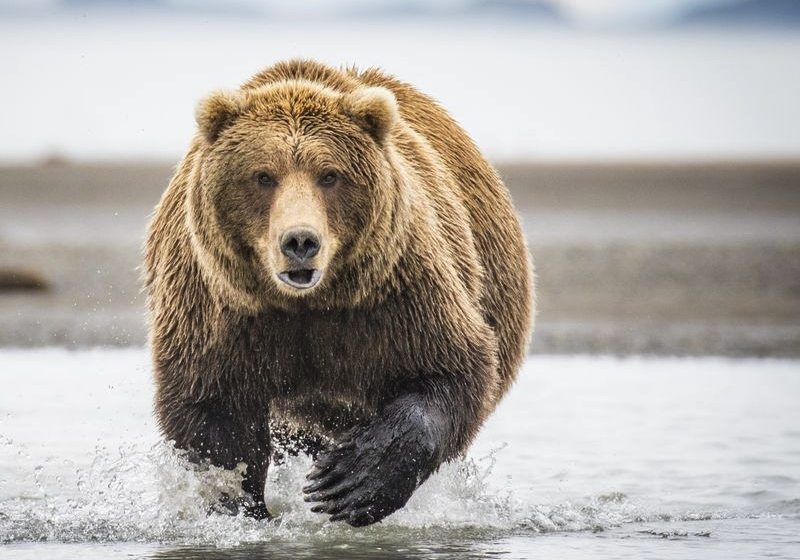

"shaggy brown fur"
[145, 59, 533, 526]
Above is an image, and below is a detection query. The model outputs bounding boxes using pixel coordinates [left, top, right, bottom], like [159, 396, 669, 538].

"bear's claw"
[302, 398, 439, 526]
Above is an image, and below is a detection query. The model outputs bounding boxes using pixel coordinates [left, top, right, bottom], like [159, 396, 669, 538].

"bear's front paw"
[213, 492, 273, 521]
[302, 402, 438, 526]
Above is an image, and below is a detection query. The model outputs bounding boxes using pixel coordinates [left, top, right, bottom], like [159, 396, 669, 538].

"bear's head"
[187, 80, 411, 312]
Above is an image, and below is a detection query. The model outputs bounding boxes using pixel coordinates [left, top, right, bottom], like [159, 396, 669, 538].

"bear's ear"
[195, 89, 246, 143]
[341, 86, 398, 142]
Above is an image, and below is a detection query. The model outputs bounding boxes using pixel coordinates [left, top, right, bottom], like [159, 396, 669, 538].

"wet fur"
[145, 59, 534, 525]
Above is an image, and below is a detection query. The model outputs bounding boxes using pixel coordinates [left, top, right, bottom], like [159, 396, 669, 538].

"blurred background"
[0, 0, 798, 355]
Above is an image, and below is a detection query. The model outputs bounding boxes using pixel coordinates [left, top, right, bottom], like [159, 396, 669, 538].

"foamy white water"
[1, 349, 798, 558]
[1, 16, 800, 162]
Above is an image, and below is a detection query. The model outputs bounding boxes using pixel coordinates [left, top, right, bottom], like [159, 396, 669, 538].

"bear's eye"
[318, 170, 339, 188]
[256, 172, 276, 188]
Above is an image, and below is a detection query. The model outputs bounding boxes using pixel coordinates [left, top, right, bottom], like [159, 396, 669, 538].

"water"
[1, 17, 800, 162]
[1, 349, 798, 558]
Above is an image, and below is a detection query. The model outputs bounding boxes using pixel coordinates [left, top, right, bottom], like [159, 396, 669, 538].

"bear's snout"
[276, 227, 324, 291]
[280, 228, 321, 263]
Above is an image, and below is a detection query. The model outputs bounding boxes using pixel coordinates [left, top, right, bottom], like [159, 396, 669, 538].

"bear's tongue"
[278, 268, 321, 289]
[288, 269, 314, 285]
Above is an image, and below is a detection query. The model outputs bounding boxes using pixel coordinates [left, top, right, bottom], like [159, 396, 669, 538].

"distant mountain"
[342, 0, 563, 23]
[56, 0, 263, 18]
[49, 0, 564, 23]
[61, 0, 165, 9]
[677, 0, 800, 28]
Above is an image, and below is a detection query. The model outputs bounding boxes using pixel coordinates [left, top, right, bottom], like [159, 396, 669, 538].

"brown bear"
[144, 59, 534, 527]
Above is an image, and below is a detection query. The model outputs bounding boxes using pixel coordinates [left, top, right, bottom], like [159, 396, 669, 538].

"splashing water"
[1, 349, 799, 559]
[0, 438, 660, 546]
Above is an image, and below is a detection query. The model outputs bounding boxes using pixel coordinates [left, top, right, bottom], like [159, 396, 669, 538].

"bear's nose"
[280, 228, 321, 262]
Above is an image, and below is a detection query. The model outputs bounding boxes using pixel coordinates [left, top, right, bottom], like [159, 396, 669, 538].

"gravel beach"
[1, 161, 798, 356]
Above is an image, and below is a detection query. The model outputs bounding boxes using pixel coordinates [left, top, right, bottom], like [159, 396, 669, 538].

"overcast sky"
[1, 0, 797, 162]
[0, 0, 741, 25]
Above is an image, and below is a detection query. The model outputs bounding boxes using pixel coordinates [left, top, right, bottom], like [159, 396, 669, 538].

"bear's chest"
[251, 307, 407, 400]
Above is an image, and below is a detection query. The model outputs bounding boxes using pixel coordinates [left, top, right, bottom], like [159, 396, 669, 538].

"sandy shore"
[1, 161, 798, 356]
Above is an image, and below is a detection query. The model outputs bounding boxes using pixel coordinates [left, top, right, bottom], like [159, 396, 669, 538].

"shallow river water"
[1, 349, 798, 559]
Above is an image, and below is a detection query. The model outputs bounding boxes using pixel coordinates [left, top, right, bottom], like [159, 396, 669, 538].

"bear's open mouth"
[278, 268, 321, 290]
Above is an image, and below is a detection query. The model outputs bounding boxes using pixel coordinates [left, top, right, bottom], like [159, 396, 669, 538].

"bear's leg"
[162, 399, 272, 520]
[303, 380, 471, 526]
